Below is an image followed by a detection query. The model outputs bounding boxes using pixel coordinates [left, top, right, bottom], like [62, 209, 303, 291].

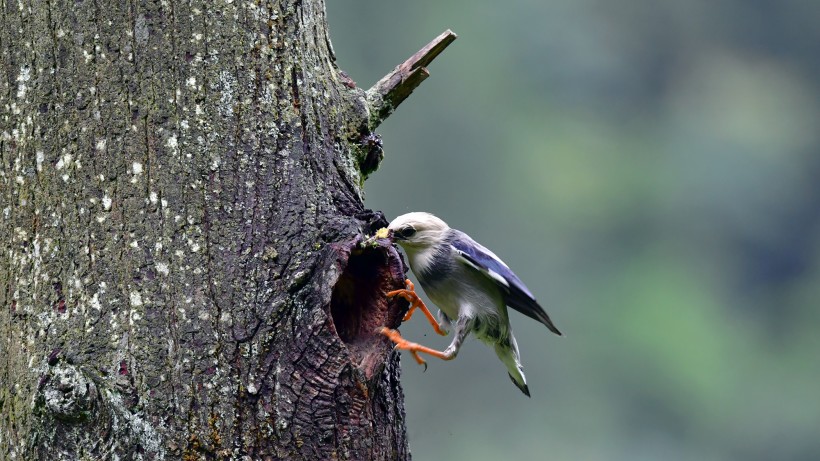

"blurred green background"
[327, 1, 820, 460]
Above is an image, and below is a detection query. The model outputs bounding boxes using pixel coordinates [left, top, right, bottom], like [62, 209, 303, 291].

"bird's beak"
[387, 229, 398, 241]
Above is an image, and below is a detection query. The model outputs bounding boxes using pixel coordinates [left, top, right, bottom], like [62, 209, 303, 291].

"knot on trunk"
[39, 362, 98, 423]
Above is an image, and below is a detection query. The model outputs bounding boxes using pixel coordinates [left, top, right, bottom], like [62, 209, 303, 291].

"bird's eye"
[400, 227, 416, 238]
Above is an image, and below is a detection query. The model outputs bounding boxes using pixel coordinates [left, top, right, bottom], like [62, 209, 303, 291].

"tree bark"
[1, 1, 452, 459]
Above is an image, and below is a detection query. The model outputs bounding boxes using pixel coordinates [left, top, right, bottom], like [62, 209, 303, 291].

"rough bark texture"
[1, 0, 415, 459]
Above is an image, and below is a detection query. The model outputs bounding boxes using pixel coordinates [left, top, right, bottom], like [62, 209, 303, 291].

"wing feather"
[450, 231, 562, 336]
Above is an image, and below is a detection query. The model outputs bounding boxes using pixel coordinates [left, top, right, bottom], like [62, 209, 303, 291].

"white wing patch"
[452, 246, 510, 288]
[453, 247, 481, 270]
[487, 269, 510, 287]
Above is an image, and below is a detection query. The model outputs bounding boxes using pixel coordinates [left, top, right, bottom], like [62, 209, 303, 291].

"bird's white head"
[388, 212, 450, 251]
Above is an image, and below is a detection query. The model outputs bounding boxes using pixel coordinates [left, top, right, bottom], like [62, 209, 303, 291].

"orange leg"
[378, 327, 455, 369]
[387, 279, 447, 336]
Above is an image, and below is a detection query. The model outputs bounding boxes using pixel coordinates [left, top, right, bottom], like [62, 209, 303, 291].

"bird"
[378, 212, 561, 396]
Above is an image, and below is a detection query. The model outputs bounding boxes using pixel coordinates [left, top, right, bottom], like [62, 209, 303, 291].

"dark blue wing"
[450, 231, 562, 335]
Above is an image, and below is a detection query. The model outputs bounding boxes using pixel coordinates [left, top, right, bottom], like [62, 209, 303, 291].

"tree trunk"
[1, 1, 452, 459]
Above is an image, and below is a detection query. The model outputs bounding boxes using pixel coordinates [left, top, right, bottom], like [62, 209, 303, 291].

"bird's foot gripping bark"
[377, 327, 454, 371]
[387, 279, 447, 336]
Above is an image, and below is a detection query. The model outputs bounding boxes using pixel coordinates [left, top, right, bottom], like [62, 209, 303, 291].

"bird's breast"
[415, 251, 452, 289]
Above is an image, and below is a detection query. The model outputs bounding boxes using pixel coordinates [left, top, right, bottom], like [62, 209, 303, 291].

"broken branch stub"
[366, 29, 457, 129]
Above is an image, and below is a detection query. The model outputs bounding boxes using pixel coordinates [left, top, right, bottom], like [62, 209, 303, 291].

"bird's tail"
[495, 335, 530, 397]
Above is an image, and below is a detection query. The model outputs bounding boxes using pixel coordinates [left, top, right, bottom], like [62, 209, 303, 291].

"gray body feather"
[405, 229, 530, 395]
[388, 212, 560, 396]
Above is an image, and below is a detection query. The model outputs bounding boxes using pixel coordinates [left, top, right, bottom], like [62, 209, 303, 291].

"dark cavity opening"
[330, 245, 404, 377]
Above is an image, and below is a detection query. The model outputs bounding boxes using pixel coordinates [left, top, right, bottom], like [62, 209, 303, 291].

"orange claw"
[387, 279, 447, 336]
[378, 327, 454, 370]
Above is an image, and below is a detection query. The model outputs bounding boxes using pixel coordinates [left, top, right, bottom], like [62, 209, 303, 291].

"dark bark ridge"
[1, 0, 454, 459]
